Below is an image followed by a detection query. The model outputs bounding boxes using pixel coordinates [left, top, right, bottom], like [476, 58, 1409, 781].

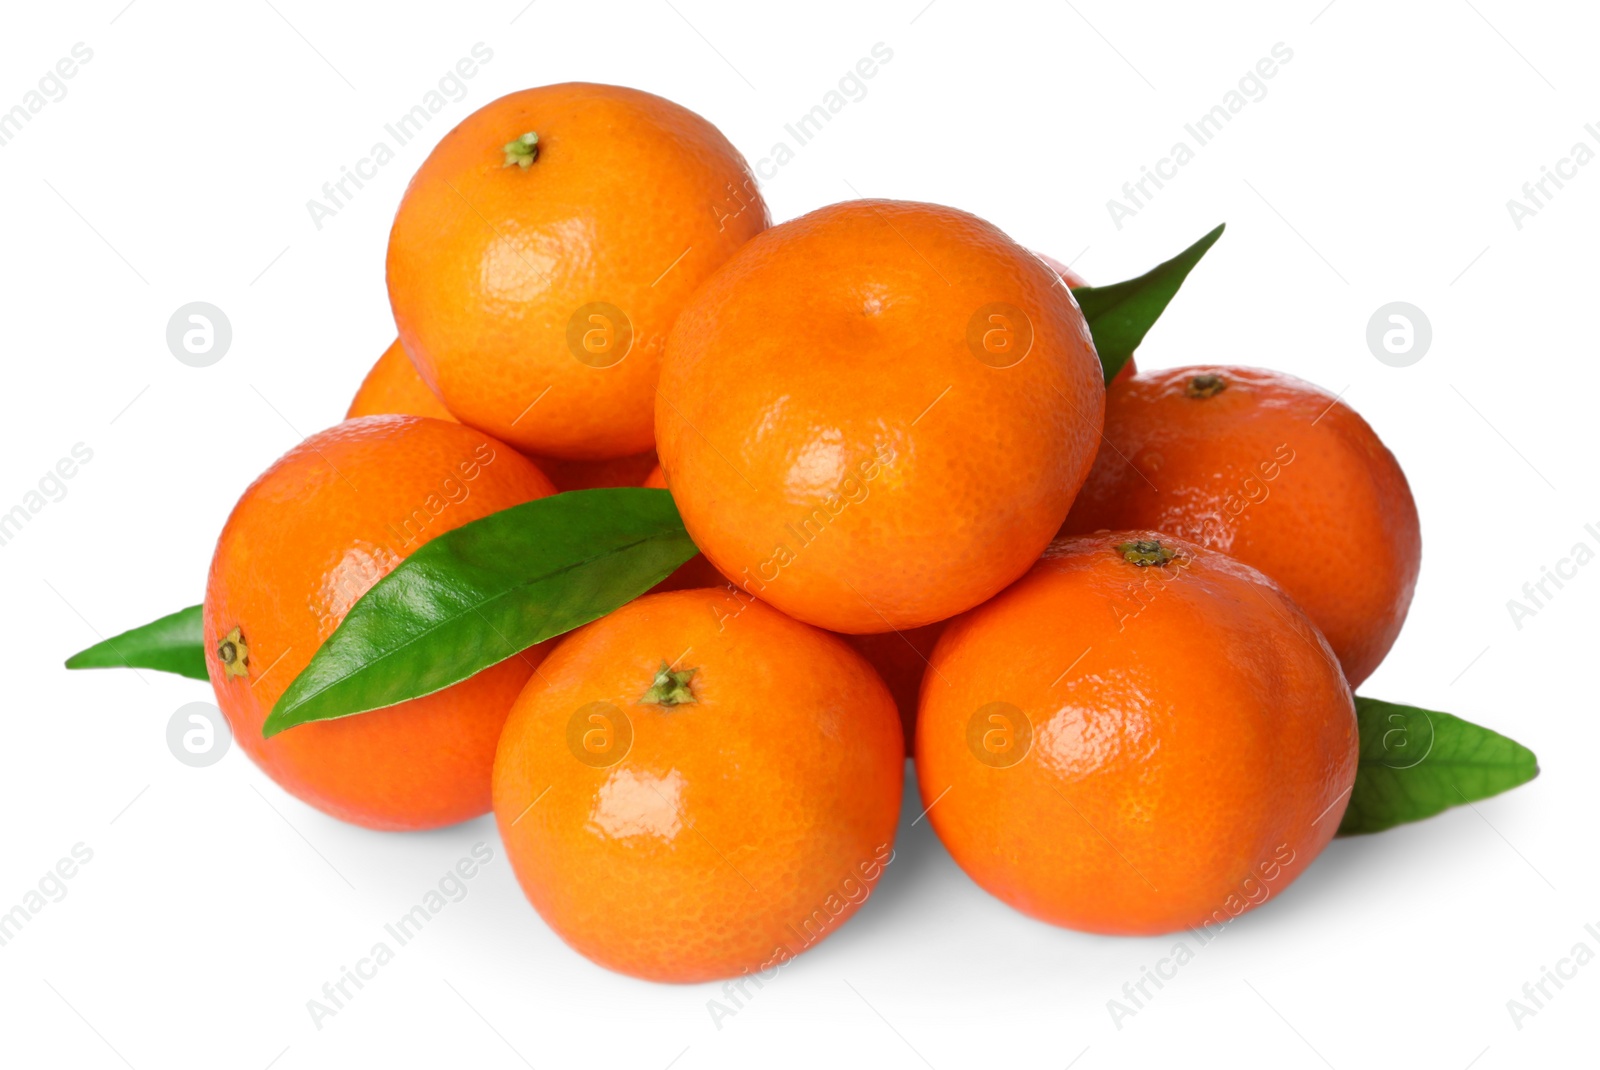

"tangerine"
[916, 531, 1357, 934]
[656, 199, 1105, 634]
[203, 415, 555, 830]
[493, 588, 903, 982]
[387, 82, 768, 460]
[1061, 365, 1420, 686]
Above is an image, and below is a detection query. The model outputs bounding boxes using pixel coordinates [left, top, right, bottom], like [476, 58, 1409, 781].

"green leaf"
[264, 488, 698, 738]
[65, 604, 209, 681]
[1073, 223, 1225, 384]
[1338, 696, 1539, 836]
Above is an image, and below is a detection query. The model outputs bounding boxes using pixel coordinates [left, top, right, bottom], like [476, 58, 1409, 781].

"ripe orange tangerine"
[387, 82, 768, 460]
[204, 416, 555, 830]
[1062, 365, 1421, 686]
[916, 531, 1357, 934]
[656, 199, 1105, 634]
[493, 589, 903, 982]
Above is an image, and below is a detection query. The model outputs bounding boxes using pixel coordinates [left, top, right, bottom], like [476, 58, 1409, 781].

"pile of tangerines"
[73, 83, 1532, 985]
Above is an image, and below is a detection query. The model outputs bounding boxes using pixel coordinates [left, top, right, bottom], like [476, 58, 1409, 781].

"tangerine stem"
[1115, 539, 1178, 567]
[639, 661, 697, 706]
[503, 131, 540, 169]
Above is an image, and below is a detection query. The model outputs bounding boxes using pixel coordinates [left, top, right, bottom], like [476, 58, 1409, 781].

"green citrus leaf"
[264, 488, 698, 738]
[1338, 696, 1539, 836]
[1073, 223, 1225, 384]
[64, 603, 208, 681]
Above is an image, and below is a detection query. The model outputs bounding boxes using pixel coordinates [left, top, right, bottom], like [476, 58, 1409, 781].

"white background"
[1, 1, 1595, 1067]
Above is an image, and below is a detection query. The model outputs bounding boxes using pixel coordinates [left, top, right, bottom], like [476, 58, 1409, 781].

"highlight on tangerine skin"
[492, 588, 904, 983]
[915, 531, 1358, 935]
